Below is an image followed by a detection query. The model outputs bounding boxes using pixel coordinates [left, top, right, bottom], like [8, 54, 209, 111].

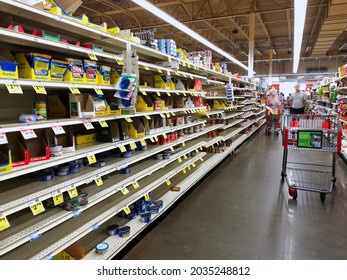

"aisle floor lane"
[121, 128, 347, 260]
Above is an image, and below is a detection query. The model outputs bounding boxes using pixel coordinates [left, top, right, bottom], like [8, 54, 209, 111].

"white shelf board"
[138, 87, 206, 96]
[222, 119, 245, 130]
[203, 96, 226, 100]
[203, 136, 224, 147]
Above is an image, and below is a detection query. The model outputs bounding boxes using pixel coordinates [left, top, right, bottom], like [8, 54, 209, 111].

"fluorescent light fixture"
[131, 0, 250, 72]
[293, 0, 308, 73]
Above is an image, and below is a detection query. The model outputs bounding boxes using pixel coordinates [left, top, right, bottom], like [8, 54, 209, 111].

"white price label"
[6, 83, 23, 94]
[20, 129, 37, 139]
[0, 132, 8, 145]
[52, 126, 65, 135]
[83, 122, 94, 130]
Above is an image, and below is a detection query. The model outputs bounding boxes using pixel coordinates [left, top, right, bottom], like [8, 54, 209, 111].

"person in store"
[266, 87, 281, 108]
[289, 83, 307, 114]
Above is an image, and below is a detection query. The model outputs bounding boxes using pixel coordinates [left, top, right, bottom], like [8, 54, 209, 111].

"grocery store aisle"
[121, 128, 347, 260]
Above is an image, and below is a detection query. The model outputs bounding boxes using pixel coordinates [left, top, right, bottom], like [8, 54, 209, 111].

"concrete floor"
[121, 128, 347, 260]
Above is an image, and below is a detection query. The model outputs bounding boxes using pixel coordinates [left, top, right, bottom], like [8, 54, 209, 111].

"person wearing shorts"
[289, 84, 306, 114]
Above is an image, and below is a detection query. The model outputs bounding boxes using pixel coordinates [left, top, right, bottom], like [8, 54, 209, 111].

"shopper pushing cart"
[281, 114, 342, 201]
[265, 88, 283, 136]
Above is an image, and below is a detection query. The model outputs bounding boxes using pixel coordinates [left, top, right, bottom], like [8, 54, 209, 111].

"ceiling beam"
[203, 20, 237, 49]
[177, 0, 193, 21]
[286, 10, 291, 42]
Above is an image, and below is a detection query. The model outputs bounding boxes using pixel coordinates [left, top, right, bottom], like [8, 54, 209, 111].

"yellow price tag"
[183, 93, 186, 96]
[175, 91, 180, 95]
[157, 69, 163, 73]
[6, 83, 23, 94]
[183, 169, 187, 174]
[69, 87, 80, 94]
[200, 157, 204, 162]
[175, 71, 180, 76]
[140, 140, 147, 146]
[182, 142, 186, 147]
[183, 74, 187, 78]
[150, 137, 155, 143]
[123, 206, 131, 215]
[187, 63, 191, 68]
[116, 60, 123, 65]
[178, 157, 182, 163]
[190, 75, 194, 80]
[144, 193, 150, 201]
[125, 117, 133, 123]
[144, 66, 150, 70]
[99, 120, 108, 127]
[94, 88, 103, 95]
[160, 113, 165, 118]
[88, 52, 98, 61]
[192, 163, 196, 168]
[142, 91, 147, 95]
[154, 136, 159, 141]
[207, 115, 210, 119]
[119, 145, 127, 153]
[133, 182, 140, 189]
[163, 133, 167, 139]
[188, 165, 191, 171]
[68, 187, 78, 198]
[94, 177, 103, 186]
[170, 147, 175, 152]
[166, 112, 170, 118]
[30, 200, 45, 216]
[182, 62, 186, 67]
[167, 71, 171, 76]
[195, 148, 199, 153]
[167, 92, 171, 97]
[121, 187, 129, 195]
[168, 57, 172, 62]
[166, 179, 171, 186]
[87, 154, 97, 164]
[184, 155, 187, 160]
[145, 115, 151, 120]
[0, 215, 10, 231]
[171, 112, 176, 116]
[130, 142, 137, 150]
[156, 91, 161, 96]
[32, 84, 46, 94]
[53, 192, 64, 206]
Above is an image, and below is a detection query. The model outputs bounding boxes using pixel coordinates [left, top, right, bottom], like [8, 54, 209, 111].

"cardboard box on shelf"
[154, 115, 166, 133]
[128, 119, 146, 139]
[142, 118, 151, 135]
[97, 65, 111, 85]
[83, 59, 97, 84]
[50, 59, 68, 81]
[110, 67, 121, 85]
[19, 0, 52, 9]
[118, 120, 129, 141]
[21, 129, 50, 162]
[53, 127, 75, 153]
[0, 145, 12, 174]
[15, 52, 51, 81]
[47, 0, 82, 14]
[93, 96, 109, 117]
[97, 121, 120, 143]
[0, 48, 18, 79]
[153, 96, 166, 111]
[7, 132, 30, 167]
[173, 95, 185, 108]
[75, 133, 97, 145]
[136, 95, 154, 112]
[64, 58, 84, 83]
[160, 95, 173, 110]
[69, 93, 95, 118]
[173, 79, 185, 90]
[154, 75, 171, 90]
[47, 95, 68, 118]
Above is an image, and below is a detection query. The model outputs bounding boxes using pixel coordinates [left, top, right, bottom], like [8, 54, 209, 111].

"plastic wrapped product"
[93, 161, 106, 168]
[78, 192, 88, 206]
[64, 197, 79, 211]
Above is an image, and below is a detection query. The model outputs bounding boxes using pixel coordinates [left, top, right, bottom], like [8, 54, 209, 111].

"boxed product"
[47, 0, 82, 14]
[97, 65, 111, 85]
[69, 93, 95, 118]
[128, 119, 146, 139]
[136, 95, 154, 112]
[0, 48, 18, 79]
[185, 96, 195, 108]
[173, 79, 185, 90]
[92, 95, 109, 117]
[153, 96, 166, 111]
[64, 58, 84, 83]
[154, 75, 171, 90]
[20, 129, 50, 162]
[82, 43, 103, 52]
[84, 59, 97, 84]
[75, 133, 97, 145]
[32, 29, 60, 41]
[194, 80, 203, 91]
[160, 95, 173, 110]
[15, 52, 51, 80]
[52, 127, 75, 153]
[50, 59, 68, 81]
[110, 67, 120, 85]
[6, 133, 30, 167]
[118, 120, 130, 141]
[47, 95, 68, 118]
[0, 145, 12, 174]
[97, 121, 120, 143]
[106, 95, 121, 115]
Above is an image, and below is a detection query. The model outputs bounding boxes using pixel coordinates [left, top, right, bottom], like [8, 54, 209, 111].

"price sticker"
[144, 66, 150, 71]
[94, 88, 103, 95]
[187, 63, 191, 69]
[175, 91, 180, 95]
[195, 148, 199, 153]
[162, 133, 167, 139]
[69, 87, 80, 94]
[157, 69, 163, 73]
[141, 90, 147, 95]
[140, 140, 147, 146]
[184, 155, 187, 160]
[170, 146, 175, 152]
[188, 165, 191, 171]
[130, 142, 137, 150]
[0, 214, 10, 231]
[94, 177, 103, 186]
[175, 71, 180, 76]
[194, 65, 197, 70]
[52, 125, 65, 135]
[190, 75, 194, 80]
[88, 52, 98, 61]
[68, 187, 78, 198]
[166, 112, 170, 118]
[123, 206, 131, 215]
[168, 57, 172, 62]
[166, 179, 171, 186]
[167, 92, 171, 96]
[183, 74, 187, 78]
[178, 157, 182, 163]
[207, 115, 210, 119]
[167, 71, 171, 76]
[29, 199, 45, 216]
[200, 157, 204, 162]
[171, 112, 176, 116]
[83, 122, 94, 130]
[182, 142, 186, 147]
[144, 193, 150, 201]
[154, 136, 159, 141]
[183, 93, 187, 96]
[183, 168, 187, 174]
[125, 117, 133, 123]
[20, 129, 37, 140]
[32, 84, 46, 94]
[52, 191, 64, 206]
[192, 162, 196, 168]
[145, 115, 151, 120]
[29, 230, 42, 242]
[159, 113, 165, 118]
[0, 132, 8, 145]
[182, 62, 186, 67]
[87, 154, 97, 164]
[6, 83, 23, 94]
[132, 181, 140, 189]
[119, 145, 127, 153]
[121, 187, 129, 195]
[116, 60, 124, 65]
[150, 137, 155, 143]
[99, 120, 108, 127]
[156, 91, 161, 96]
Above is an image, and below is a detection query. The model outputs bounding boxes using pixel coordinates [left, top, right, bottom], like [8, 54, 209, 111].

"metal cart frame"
[281, 114, 342, 201]
[265, 105, 283, 136]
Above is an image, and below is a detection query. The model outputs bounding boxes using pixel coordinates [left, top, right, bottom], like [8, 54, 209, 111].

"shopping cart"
[281, 114, 342, 201]
[265, 105, 282, 136]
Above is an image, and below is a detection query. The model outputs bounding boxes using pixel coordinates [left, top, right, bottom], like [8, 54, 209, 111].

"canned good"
[118, 226, 131, 237]
[39, 173, 54, 181]
[95, 242, 109, 255]
[93, 161, 106, 167]
[18, 114, 36, 123]
[140, 212, 152, 223]
[154, 200, 163, 209]
[149, 205, 160, 214]
[107, 224, 119, 236]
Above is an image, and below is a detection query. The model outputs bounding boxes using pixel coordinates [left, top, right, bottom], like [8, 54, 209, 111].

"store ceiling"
[78, 0, 347, 64]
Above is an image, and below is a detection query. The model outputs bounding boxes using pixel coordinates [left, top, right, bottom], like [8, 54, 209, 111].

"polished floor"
[121, 128, 347, 260]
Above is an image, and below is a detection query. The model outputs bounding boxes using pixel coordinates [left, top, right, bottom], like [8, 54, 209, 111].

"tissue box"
[15, 52, 51, 80]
